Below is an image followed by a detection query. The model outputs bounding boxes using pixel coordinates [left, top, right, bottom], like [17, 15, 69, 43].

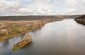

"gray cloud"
[0, 0, 85, 16]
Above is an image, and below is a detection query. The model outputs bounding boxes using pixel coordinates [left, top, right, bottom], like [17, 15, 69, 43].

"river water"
[0, 19, 85, 55]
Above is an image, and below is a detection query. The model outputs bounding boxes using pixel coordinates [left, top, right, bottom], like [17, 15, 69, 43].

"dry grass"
[0, 19, 53, 42]
[0, 20, 37, 30]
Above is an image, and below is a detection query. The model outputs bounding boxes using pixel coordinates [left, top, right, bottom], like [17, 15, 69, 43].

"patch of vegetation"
[12, 34, 32, 51]
[0, 20, 48, 42]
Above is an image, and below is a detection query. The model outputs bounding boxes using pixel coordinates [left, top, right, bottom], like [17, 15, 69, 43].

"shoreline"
[0, 19, 57, 42]
[75, 15, 85, 25]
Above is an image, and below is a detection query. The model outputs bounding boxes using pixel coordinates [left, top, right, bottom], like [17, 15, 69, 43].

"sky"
[0, 0, 85, 16]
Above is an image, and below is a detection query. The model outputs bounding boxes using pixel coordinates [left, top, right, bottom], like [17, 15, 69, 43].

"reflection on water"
[0, 19, 85, 55]
[0, 35, 23, 55]
[3, 40, 9, 47]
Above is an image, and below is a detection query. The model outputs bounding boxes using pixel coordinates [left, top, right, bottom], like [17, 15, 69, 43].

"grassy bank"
[0, 19, 54, 42]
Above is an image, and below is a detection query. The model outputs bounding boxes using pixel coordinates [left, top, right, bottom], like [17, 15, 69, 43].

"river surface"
[0, 19, 85, 55]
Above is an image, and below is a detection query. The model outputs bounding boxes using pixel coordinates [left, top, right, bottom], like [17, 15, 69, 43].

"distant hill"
[0, 15, 81, 21]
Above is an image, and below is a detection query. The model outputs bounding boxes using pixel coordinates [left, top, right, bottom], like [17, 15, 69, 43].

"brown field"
[0, 20, 37, 29]
[0, 19, 56, 42]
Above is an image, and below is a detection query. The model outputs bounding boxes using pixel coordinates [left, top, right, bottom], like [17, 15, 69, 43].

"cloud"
[0, 0, 20, 13]
[0, 0, 85, 16]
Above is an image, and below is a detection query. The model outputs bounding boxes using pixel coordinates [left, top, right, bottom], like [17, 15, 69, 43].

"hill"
[0, 15, 81, 21]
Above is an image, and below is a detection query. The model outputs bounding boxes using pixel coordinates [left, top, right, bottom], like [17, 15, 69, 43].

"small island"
[12, 34, 32, 51]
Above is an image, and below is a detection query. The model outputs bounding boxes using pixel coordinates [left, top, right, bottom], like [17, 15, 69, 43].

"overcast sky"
[0, 0, 85, 16]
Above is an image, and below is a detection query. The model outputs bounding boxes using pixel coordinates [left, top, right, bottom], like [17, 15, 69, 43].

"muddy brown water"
[0, 19, 85, 55]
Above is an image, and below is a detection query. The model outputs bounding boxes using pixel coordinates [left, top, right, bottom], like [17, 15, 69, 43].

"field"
[0, 19, 56, 42]
[0, 20, 36, 29]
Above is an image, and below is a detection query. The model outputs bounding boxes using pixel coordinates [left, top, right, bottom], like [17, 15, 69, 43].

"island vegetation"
[12, 34, 32, 51]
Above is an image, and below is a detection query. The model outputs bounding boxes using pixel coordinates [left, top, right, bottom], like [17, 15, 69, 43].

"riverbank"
[0, 19, 57, 42]
[75, 15, 85, 25]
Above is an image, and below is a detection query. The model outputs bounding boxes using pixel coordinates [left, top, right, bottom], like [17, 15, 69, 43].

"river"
[0, 19, 85, 55]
